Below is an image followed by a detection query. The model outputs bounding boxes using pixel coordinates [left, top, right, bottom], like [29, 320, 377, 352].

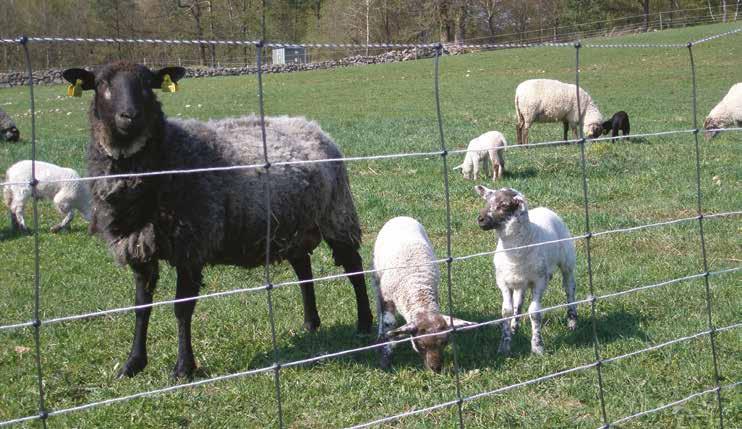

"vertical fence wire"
[19, 35, 49, 429]
[433, 44, 466, 429]
[687, 42, 725, 428]
[256, 41, 285, 429]
[573, 41, 610, 428]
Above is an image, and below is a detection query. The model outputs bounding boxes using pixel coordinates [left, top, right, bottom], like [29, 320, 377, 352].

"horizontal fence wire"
[1, 26, 741, 429]
[4, 127, 738, 188]
[1, 213, 739, 334]
[0, 25, 737, 50]
[2, 293, 739, 428]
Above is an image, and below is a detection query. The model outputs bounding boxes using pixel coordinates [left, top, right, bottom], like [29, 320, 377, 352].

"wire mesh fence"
[0, 25, 740, 428]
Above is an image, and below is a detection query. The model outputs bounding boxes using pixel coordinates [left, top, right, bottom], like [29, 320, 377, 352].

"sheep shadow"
[503, 167, 537, 180]
[550, 309, 650, 348]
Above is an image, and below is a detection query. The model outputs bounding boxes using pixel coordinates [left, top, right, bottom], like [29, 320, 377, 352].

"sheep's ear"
[474, 185, 494, 198]
[386, 322, 417, 338]
[703, 117, 712, 129]
[444, 317, 476, 329]
[513, 192, 527, 210]
[62, 68, 95, 90]
[151, 67, 187, 91]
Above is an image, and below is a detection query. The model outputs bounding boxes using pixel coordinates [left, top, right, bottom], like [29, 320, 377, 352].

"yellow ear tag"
[67, 79, 83, 97]
[161, 74, 178, 93]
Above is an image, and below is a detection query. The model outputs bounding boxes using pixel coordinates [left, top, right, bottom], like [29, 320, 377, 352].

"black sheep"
[0, 108, 20, 142]
[602, 111, 630, 141]
[63, 62, 372, 379]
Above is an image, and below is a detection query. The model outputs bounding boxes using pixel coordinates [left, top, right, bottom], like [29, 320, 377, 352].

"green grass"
[1, 23, 740, 428]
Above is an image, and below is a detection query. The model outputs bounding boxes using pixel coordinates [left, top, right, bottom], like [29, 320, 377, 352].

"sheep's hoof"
[510, 319, 520, 333]
[303, 318, 321, 332]
[567, 318, 578, 331]
[379, 349, 392, 370]
[531, 341, 544, 355]
[116, 356, 147, 378]
[172, 358, 197, 380]
[50, 225, 64, 233]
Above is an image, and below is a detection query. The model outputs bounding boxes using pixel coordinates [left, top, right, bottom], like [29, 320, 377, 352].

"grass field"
[1, 23, 740, 428]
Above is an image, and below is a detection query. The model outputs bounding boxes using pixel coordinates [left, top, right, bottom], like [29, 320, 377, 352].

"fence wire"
[0, 25, 740, 428]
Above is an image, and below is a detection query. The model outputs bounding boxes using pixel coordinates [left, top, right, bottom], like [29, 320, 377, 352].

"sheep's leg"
[510, 288, 525, 333]
[562, 267, 578, 330]
[528, 280, 547, 354]
[172, 265, 203, 379]
[378, 299, 397, 370]
[612, 127, 619, 143]
[10, 195, 29, 233]
[289, 253, 321, 332]
[516, 123, 523, 146]
[522, 125, 530, 147]
[117, 261, 158, 378]
[498, 287, 514, 355]
[327, 239, 373, 333]
[51, 198, 75, 233]
[563, 121, 569, 141]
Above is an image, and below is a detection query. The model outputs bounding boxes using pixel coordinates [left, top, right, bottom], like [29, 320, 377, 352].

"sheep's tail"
[452, 164, 463, 170]
[323, 161, 363, 249]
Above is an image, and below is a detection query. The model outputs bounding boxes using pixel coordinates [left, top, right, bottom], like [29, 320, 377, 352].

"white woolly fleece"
[372, 216, 441, 322]
[515, 78, 603, 136]
[706, 82, 742, 128]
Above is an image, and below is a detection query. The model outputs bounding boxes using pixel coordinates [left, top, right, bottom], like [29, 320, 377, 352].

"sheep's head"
[474, 185, 527, 231]
[584, 122, 604, 139]
[386, 313, 473, 373]
[601, 120, 613, 135]
[2, 126, 19, 142]
[62, 62, 186, 157]
[703, 116, 721, 139]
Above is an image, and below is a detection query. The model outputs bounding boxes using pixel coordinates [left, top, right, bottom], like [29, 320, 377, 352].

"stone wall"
[0, 47, 465, 88]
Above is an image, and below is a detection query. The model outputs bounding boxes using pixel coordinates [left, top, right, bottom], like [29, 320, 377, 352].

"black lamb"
[602, 111, 630, 141]
[62, 62, 372, 379]
[0, 108, 20, 142]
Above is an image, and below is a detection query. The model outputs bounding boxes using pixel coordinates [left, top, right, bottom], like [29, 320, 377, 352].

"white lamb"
[372, 216, 473, 372]
[704, 82, 742, 139]
[515, 78, 603, 146]
[454, 131, 507, 181]
[3, 160, 92, 233]
[474, 186, 577, 355]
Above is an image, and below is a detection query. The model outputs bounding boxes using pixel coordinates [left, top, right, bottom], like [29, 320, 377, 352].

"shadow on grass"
[504, 167, 538, 179]
[244, 309, 647, 375]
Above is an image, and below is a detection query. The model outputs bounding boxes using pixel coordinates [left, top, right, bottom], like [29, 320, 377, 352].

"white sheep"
[4, 160, 91, 233]
[475, 186, 577, 355]
[372, 216, 473, 372]
[515, 78, 603, 146]
[704, 82, 742, 139]
[453, 131, 507, 181]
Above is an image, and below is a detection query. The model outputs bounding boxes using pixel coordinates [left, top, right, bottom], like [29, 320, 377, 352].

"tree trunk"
[722, 0, 728, 22]
[640, 0, 650, 32]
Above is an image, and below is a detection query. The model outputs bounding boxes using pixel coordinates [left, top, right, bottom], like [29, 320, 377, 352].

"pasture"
[1, 23, 740, 428]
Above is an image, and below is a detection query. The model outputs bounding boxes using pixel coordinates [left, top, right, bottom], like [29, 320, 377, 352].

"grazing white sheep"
[372, 216, 473, 372]
[454, 131, 507, 181]
[474, 186, 577, 355]
[3, 160, 91, 233]
[704, 82, 742, 139]
[515, 78, 603, 146]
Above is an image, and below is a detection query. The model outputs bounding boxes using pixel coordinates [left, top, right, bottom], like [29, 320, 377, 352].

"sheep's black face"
[475, 186, 525, 231]
[62, 63, 186, 151]
[2, 126, 19, 142]
[601, 120, 612, 135]
[412, 314, 450, 373]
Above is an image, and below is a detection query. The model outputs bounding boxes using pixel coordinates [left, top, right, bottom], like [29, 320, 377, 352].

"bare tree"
[178, 0, 208, 66]
[638, 0, 650, 31]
